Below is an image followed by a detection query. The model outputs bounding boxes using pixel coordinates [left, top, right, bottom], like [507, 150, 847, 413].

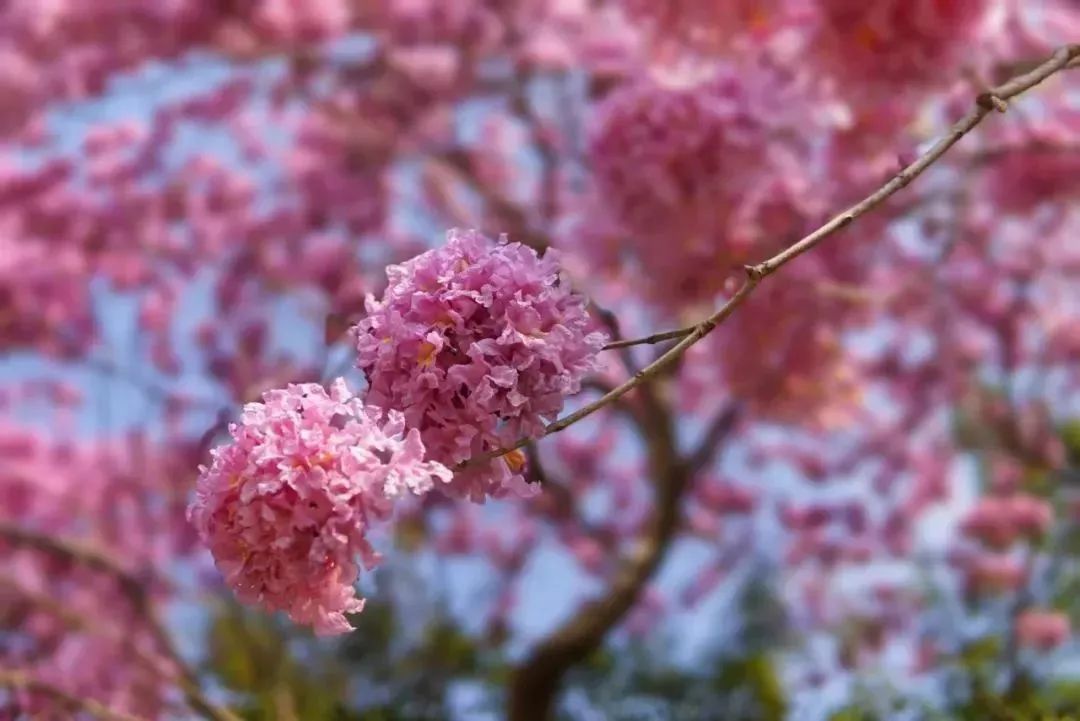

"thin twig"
[0, 670, 151, 721]
[602, 326, 695, 350]
[0, 523, 242, 721]
[591, 302, 671, 432]
[461, 43, 1080, 471]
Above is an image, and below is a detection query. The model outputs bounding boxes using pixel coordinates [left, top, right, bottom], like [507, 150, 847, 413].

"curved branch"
[0, 523, 241, 721]
[0, 670, 151, 721]
[507, 388, 687, 721]
[460, 44, 1080, 472]
[0, 523, 149, 603]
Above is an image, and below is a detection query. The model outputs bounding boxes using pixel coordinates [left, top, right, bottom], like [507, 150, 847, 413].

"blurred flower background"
[2, 1, 1080, 719]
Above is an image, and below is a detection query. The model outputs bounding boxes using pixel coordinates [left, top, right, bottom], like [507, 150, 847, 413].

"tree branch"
[589, 301, 671, 430]
[0, 522, 143, 590]
[507, 374, 685, 721]
[436, 148, 550, 252]
[686, 404, 744, 474]
[524, 441, 576, 519]
[0, 670, 151, 721]
[0, 523, 242, 721]
[461, 43, 1080, 471]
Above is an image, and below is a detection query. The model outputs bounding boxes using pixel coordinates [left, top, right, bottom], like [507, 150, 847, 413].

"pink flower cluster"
[963, 553, 1027, 595]
[1016, 609, 1071, 651]
[187, 379, 452, 635]
[190, 232, 603, 632]
[617, 0, 781, 52]
[584, 64, 816, 308]
[810, 0, 992, 92]
[680, 264, 866, 423]
[354, 229, 607, 500]
[984, 117, 1080, 213]
[250, 0, 353, 44]
[1, 424, 198, 717]
[960, 494, 1053, 548]
[0, 225, 95, 357]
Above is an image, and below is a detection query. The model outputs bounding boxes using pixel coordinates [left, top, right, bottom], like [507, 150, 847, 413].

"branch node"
[977, 92, 1008, 113]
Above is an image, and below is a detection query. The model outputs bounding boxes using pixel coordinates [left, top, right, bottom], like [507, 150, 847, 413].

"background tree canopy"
[1, 2, 1080, 720]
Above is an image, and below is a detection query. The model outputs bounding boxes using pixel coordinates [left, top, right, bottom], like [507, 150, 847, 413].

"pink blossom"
[984, 121, 1080, 213]
[354, 229, 606, 500]
[695, 479, 756, 516]
[960, 498, 1015, 548]
[810, 0, 992, 93]
[988, 456, 1024, 494]
[780, 504, 833, 532]
[965, 553, 1026, 595]
[1016, 609, 1070, 651]
[960, 494, 1053, 548]
[913, 638, 939, 674]
[361, 0, 502, 53]
[1009, 495, 1054, 538]
[617, 0, 782, 52]
[4, 0, 1080, 704]
[566, 533, 606, 574]
[1, 424, 200, 717]
[679, 263, 867, 420]
[253, 0, 352, 43]
[583, 64, 815, 308]
[187, 379, 452, 635]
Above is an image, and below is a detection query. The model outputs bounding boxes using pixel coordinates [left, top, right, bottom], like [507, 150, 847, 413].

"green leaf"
[958, 635, 1001, 670]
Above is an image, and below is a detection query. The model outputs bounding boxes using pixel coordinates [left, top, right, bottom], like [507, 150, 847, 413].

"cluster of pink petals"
[360, 0, 629, 77]
[1, 424, 198, 571]
[984, 119, 1080, 213]
[250, 0, 353, 44]
[963, 553, 1027, 595]
[585, 62, 872, 420]
[584, 64, 818, 308]
[1, 424, 198, 717]
[0, 0, 371, 137]
[617, 0, 781, 52]
[354, 229, 607, 500]
[810, 0, 992, 92]
[0, 1, 222, 135]
[362, 0, 500, 47]
[0, 230, 95, 357]
[1016, 609, 1071, 651]
[5, 572, 170, 719]
[680, 253, 867, 422]
[187, 379, 452, 635]
[960, 494, 1053, 548]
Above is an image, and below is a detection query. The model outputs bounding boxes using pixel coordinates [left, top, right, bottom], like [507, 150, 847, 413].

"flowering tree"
[2, 1, 1080, 719]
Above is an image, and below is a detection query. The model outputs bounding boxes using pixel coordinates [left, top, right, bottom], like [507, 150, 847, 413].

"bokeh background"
[3, 1, 1080, 719]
